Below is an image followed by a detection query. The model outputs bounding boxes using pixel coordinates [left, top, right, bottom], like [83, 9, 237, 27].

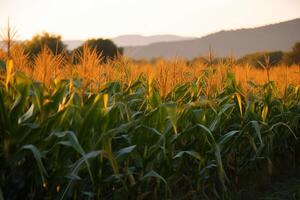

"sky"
[0, 0, 300, 40]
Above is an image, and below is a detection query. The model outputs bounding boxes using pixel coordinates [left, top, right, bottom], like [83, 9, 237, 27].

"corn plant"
[0, 60, 299, 199]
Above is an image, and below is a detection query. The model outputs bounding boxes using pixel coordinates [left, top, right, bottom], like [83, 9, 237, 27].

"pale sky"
[1, 0, 300, 40]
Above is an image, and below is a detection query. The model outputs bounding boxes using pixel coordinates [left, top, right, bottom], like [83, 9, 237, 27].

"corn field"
[0, 56, 300, 199]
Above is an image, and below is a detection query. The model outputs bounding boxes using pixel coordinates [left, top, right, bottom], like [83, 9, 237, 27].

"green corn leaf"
[22, 144, 48, 186]
[47, 131, 95, 184]
[48, 131, 85, 154]
[61, 150, 101, 200]
[18, 104, 34, 124]
[250, 120, 264, 145]
[218, 130, 239, 147]
[143, 170, 167, 185]
[173, 150, 203, 162]
[164, 103, 178, 134]
[115, 145, 136, 159]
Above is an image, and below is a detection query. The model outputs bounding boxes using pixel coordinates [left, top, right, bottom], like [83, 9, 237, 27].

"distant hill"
[64, 40, 84, 50]
[124, 18, 300, 59]
[2, 18, 300, 60]
[112, 34, 195, 47]
[64, 35, 195, 50]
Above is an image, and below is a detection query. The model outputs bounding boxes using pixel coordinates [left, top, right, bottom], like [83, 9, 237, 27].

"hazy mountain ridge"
[112, 34, 196, 46]
[63, 40, 84, 50]
[63, 34, 195, 50]
[124, 18, 300, 59]
[1, 18, 300, 60]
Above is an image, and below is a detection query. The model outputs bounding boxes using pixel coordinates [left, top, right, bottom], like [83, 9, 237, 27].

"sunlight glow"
[0, 0, 299, 40]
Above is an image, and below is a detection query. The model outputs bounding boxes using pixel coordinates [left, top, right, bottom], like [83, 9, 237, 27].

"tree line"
[1, 32, 123, 63]
[189, 42, 300, 67]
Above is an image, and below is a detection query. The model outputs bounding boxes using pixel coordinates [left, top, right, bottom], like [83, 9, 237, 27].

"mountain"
[64, 40, 84, 50]
[64, 35, 195, 50]
[3, 18, 300, 59]
[112, 34, 195, 47]
[124, 18, 300, 59]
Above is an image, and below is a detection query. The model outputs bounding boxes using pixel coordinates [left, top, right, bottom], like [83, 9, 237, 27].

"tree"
[74, 38, 122, 62]
[283, 42, 300, 65]
[22, 32, 66, 58]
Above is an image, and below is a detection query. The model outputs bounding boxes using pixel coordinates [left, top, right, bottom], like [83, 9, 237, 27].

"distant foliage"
[74, 38, 123, 62]
[283, 42, 300, 65]
[238, 51, 284, 67]
[22, 33, 66, 58]
[237, 43, 300, 67]
[190, 56, 210, 66]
